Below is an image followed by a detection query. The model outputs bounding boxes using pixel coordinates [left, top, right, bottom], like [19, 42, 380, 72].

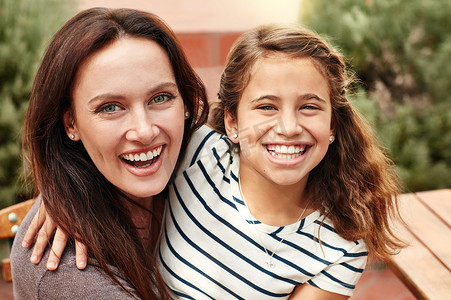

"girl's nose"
[275, 111, 302, 137]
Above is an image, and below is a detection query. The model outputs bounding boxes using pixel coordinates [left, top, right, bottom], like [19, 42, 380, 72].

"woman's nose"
[125, 111, 158, 144]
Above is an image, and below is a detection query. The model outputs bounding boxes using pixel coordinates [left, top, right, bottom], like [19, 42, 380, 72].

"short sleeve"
[308, 240, 368, 296]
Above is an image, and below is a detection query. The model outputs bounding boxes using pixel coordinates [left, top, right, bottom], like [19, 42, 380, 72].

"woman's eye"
[153, 94, 174, 104]
[99, 103, 119, 113]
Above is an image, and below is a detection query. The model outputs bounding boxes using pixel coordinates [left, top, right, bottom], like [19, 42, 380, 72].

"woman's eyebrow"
[87, 82, 179, 105]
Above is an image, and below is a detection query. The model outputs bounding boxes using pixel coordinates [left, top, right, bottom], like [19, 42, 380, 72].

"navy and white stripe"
[158, 125, 367, 299]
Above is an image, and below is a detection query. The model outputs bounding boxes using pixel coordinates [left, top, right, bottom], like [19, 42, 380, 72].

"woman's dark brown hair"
[22, 7, 208, 299]
[213, 24, 404, 260]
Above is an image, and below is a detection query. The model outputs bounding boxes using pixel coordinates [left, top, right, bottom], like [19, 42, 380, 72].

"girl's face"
[65, 37, 186, 202]
[225, 55, 334, 189]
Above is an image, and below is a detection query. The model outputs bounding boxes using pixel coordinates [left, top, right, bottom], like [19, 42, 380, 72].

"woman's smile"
[67, 37, 186, 201]
[120, 145, 164, 168]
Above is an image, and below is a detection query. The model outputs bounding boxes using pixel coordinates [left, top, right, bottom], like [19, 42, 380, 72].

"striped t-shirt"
[158, 125, 367, 299]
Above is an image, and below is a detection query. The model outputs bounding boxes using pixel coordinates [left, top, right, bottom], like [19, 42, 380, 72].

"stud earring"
[232, 133, 238, 139]
[329, 135, 334, 143]
[69, 133, 75, 140]
[184, 111, 190, 119]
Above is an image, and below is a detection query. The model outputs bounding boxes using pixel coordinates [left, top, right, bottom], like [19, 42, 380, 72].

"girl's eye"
[258, 105, 276, 111]
[153, 94, 174, 104]
[302, 104, 320, 110]
[99, 103, 119, 113]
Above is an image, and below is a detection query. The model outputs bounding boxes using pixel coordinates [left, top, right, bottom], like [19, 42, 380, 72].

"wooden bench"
[386, 189, 451, 300]
[0, 199, 36, 282]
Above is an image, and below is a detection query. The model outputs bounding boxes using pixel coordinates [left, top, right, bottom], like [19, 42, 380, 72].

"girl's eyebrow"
[251, 93, 327, 104]
[87, 82, 178, 105]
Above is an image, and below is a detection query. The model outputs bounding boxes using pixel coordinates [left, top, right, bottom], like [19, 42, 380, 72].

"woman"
[11, 7, 208, 299]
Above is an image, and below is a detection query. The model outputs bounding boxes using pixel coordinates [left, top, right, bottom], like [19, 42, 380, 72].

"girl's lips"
[264, 144, 309, 158]
[263, 144, 311, 165]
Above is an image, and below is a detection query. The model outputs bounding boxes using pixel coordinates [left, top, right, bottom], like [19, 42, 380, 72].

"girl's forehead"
[249, 54, 331, 91]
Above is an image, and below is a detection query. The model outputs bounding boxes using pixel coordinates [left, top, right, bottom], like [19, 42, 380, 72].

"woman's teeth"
[120, 146, 163, 167]
[266, 144, 306, 159]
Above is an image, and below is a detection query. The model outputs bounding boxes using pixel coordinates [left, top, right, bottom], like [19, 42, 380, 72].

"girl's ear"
[63, 108, 80, 141]
[224, 109, 239, 143]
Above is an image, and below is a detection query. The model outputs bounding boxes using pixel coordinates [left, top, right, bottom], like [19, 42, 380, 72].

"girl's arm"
[22, 200, 88, 270]
[290, 284, 349, 300]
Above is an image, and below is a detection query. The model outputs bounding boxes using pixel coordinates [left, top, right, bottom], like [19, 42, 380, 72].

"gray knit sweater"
[10, 198, 139, 299]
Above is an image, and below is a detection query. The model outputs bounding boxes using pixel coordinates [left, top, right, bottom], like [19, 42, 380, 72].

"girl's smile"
[264, 143, 310, 166]
[226, 55, 334, 191]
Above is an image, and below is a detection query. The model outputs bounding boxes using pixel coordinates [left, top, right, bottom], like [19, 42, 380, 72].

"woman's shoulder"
[34, 258, 138, 299]
[10, 198, 137, 299]
[12, 243, 138, 299]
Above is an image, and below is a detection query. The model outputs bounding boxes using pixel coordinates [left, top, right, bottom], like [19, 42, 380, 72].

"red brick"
[176, 33, 212, 68]
[219, 33, 242, 65]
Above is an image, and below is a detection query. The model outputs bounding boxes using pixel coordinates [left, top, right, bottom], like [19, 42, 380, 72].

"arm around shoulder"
[34, 261, 139, 299]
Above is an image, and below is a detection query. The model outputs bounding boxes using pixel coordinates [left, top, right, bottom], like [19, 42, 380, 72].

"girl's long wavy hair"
[22, 8, 208, 299]
[212, 24, 404, 260]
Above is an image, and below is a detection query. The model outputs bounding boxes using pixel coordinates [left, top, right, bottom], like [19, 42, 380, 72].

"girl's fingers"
[22, 200, 45, 248]
[75, 240, 88, 270]
[30, 210, 57, 265]
[46, 228, 68, 270]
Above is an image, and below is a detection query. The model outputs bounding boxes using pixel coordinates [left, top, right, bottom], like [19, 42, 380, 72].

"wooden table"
[386, 189, 451, 300]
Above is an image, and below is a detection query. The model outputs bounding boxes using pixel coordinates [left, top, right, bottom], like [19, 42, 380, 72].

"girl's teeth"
[280, 145, 288, 153]
[140, 153, 147, 161]
[266, 144, 307, 159]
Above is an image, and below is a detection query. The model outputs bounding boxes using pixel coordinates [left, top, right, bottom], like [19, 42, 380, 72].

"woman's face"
[65, 37, 186, 202]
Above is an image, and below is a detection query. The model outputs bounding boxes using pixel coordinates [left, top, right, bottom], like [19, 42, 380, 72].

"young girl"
[157, 24, 403, 298]
[24, 24, 403, 299]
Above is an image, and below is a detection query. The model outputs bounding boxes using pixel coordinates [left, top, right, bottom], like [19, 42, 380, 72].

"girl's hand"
[21, 200, 88, 270]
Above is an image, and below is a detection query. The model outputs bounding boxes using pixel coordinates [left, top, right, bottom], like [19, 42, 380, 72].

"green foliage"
[300, 0, 451, 107]
[0, 0, 74, 208]
[300, 0, 451, 191]
[352, 93, 451, 192]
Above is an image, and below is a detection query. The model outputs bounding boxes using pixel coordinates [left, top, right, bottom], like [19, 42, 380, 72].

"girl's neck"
[239, 166, 312, 227]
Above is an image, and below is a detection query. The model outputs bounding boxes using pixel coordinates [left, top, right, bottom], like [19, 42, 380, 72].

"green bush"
[352, 93, 451, 192]
[300, 0, 451, 192]
[300, 0, 451, 107]
[0, 0, 74, 208]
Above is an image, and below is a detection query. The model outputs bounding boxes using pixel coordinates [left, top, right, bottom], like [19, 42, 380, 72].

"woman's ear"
[63, 108, 80, 141]
[224, 109, 239, 143]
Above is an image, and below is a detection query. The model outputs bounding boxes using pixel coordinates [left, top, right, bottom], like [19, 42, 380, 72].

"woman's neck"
[239, 166, 312, 227]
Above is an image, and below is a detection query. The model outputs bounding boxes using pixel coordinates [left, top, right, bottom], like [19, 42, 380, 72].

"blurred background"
[0, 0, 450, 298]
